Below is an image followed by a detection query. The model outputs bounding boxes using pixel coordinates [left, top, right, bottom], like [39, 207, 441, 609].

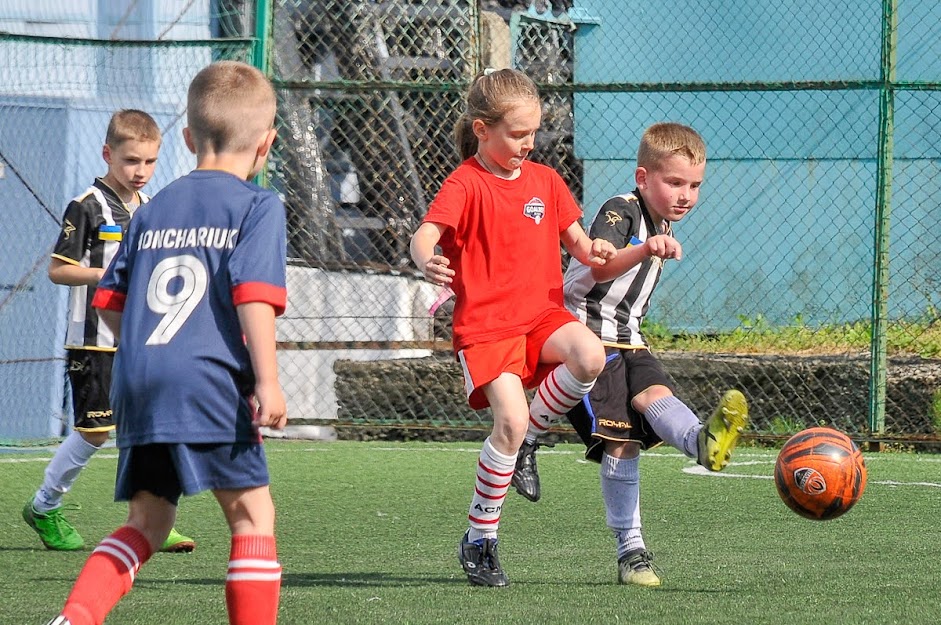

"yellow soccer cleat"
[618, 549, 661, 587]
[697, 390, 749, 472]
[160, 527, 196, 553]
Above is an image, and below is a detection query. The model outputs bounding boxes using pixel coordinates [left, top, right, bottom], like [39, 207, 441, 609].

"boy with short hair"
[517, 122, 749, 586]
[45, 61, 288, 625]
[23, 109, 194, 554]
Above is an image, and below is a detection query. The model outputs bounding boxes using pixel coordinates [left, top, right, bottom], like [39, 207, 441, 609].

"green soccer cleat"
[160, 527, 196, 553]
[698, 389, 749, 472]
[618, 549, 662, 587]
[22, 501, 84, 551]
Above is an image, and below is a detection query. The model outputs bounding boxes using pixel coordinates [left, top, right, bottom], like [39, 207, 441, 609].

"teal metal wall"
[571, 0, 941, 333]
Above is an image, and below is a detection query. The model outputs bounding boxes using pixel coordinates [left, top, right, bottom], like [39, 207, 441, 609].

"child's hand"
[422, 254, 455, 286]
[587, 238, 618, 266]
[644, 235, 683, 261]
[253, 381, 287, 430]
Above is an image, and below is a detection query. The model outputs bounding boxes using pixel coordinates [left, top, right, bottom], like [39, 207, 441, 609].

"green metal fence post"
[252, 0, 271, 74]
[869, 0, 897, 441]
[252, 0, 272, 186]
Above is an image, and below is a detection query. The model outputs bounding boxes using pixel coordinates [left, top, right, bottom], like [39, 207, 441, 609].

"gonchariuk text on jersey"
[137, 227, 238, 251]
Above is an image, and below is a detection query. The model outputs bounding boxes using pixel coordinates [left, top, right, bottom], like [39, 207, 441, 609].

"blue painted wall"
[572, 0, 941, 331]
[0, 0, 211, 438]
[0, 99, 191, 439]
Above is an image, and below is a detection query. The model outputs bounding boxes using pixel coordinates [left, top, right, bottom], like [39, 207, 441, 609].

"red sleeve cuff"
[232, 282, 287, 316]
[92, 288, 126, 312]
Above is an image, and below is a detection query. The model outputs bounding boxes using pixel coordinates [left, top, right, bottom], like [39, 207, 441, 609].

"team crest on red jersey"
[523, 197, 546, 224]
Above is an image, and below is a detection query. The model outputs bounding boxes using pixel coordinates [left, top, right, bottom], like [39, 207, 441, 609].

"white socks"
[644, 395, 701, 458]
[601, 452, 645, 559]
[33, 430, 101, 513]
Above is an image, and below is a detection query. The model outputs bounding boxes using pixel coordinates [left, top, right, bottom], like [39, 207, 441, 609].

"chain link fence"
[0, 2, 253, 441]
[1, 1, 939, 444]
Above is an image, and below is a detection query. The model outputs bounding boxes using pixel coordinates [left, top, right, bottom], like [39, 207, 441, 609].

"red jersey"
[423, 158, 582, 350]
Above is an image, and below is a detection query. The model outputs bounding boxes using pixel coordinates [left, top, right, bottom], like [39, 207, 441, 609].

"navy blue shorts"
[115, 442, 270, 504]
[566, 347, 675, 462]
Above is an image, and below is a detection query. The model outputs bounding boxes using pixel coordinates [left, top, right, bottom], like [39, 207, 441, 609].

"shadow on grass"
[283, 572, 461, 587]
[133, 572, 460, 588]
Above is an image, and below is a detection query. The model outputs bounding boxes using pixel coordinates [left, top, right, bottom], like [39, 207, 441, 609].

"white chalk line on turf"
[365, 447, 785, 459]
[0, 453, 119, 464]
[682, 464, 941, 488]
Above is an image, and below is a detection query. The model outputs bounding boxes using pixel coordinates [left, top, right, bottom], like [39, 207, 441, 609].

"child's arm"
[48, 258, 105, 286]
[237, 302, 287, 430]
[410, 222, 455, 286]
[590, 234, 683, 283]
[561, 221, 618, 267]
[98, 309, 123, 340]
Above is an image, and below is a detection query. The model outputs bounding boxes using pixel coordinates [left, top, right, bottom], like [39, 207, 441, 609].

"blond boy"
[521, 122, 749, 587]
[46, 62, 287, 625]
[24, 110, 195, 554]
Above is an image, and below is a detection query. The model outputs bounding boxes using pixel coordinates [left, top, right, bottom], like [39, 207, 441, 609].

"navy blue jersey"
[94, 170, 287, 446]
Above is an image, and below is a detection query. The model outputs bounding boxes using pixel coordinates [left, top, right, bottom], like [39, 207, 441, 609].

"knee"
[80, 430, 110, 448]
[491, 420, 526, 453]
[605, 440, 641, 460]
[632, 385, 674, 414]
[570, 341, 606, 382]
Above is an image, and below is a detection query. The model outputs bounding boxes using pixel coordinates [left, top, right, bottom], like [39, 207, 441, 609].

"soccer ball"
[773, 427, 867, 520]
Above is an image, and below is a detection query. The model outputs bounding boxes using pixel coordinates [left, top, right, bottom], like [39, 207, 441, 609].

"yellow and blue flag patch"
[98, 224, 122, 241]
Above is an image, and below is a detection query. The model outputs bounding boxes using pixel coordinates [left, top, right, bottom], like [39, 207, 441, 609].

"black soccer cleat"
[458, 531, 509, 587]
[511, 440, 541, 502]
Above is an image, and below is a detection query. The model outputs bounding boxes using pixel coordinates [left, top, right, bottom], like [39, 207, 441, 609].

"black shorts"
[566, 347, 675, 463]
[68, 349, 114, 431]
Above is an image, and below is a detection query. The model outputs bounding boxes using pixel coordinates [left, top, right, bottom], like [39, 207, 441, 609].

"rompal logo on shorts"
[523, 197, 546, 224]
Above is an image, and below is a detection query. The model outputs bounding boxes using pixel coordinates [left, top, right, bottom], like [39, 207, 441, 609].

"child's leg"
[459, 372, 528, 587]
[215, 486, 281, 625]
[24, 430, 109, 551]
[33, 430, 108, 511]
[602, 442, 660, 587]
[27, 351, 114, 551]
[514, 321, 605, 501]
[468, 373, 528, 541]
[525, 322, 605, 439]
[639, 387, 750, 471]
[57, 492, 171, 625]
[600, 443, 644, 556]
[635, 387, 702, 458]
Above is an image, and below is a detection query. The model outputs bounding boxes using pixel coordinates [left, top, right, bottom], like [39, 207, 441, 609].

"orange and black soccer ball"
[774, 427, 867, 520]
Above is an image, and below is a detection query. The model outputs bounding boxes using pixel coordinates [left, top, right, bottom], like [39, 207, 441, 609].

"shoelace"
[44, 503, 81, 532]
[480, 539, 501, 570]
[629, 550, 661, 575]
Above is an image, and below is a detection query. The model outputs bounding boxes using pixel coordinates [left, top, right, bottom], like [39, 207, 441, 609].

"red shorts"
[456, 308, 577, 410]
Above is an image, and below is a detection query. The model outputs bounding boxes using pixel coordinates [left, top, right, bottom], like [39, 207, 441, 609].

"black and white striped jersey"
[563, 191, 671, 348]
[51, 178, 147, 350]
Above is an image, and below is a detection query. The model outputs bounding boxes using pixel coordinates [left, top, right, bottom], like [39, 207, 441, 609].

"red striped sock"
[527, 364, 594, 438]
[467, 437, 515, 537]
[225, 534, 282, 625]
[61, 526, 153, 625]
